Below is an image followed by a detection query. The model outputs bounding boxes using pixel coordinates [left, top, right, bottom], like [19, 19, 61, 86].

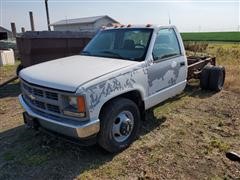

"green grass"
[181, 32, 240, 42]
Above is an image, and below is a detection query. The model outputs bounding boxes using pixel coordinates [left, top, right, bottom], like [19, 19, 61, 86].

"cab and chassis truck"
[19, 25, 225, 152]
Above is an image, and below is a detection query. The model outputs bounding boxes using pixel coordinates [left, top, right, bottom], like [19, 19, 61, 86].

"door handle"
[180, 62, 185, 66]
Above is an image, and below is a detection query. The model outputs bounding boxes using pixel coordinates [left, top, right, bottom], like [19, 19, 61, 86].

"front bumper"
[19, 94, 100, 138]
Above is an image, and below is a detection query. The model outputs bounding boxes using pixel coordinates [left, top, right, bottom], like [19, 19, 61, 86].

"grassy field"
[184, 42, 240, 93]
[181, 32, 240, 42]
[0, 43, 240, 179]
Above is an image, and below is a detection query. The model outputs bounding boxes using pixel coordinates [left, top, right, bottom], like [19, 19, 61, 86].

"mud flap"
[23, 112, 39, 130]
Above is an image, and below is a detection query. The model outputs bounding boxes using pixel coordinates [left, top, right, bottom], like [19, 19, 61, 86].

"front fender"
[79, 65, 148, 120]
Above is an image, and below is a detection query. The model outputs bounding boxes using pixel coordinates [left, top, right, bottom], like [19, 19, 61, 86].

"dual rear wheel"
[200, 65, 225, 92]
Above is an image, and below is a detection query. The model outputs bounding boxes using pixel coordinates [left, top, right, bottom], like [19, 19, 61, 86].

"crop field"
[181, 32, 240, 42]
[0, 43, 240, 179]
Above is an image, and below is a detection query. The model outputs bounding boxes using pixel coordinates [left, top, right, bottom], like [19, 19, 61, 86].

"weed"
[210, 139, 230, 152]
[3, 152, 15, 161]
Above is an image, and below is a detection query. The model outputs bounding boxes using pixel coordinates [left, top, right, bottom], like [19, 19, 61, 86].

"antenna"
[65, 16, 69, 30]
[168, 12, 171, 25]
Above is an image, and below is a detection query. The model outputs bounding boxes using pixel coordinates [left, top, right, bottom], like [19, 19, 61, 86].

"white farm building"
[50, 15, 120, 33]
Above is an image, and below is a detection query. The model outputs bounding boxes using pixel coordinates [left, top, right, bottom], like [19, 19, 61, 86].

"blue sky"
[1, 0, 239, 32]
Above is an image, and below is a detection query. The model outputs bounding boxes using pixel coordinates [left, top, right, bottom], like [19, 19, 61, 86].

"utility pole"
[45, 0, 51, 31]
[10, 22, 17, 39]
[29, 11, 35, 31]
[21, 27, 25, 33]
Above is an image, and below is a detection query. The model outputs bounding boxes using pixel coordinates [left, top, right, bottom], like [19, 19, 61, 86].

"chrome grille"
[23, 83, 32, 93]
[21, 80, 61, 116]
[47, 104, 60, 113]
[35, 100, 45, 109]
[33, 88, 44, 97]
[46, 91, 58, 100]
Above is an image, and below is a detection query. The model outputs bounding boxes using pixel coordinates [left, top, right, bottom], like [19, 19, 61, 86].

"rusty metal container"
[16, 31, 94, 68]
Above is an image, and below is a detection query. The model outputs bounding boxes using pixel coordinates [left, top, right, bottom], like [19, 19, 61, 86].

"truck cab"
[19, 25, 191, 152]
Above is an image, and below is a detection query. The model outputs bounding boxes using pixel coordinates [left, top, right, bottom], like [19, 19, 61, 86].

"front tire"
[98, 98, 141, 153]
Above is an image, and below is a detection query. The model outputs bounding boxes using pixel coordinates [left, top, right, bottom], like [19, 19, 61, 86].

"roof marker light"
[146, 24, 152, 27]
[127, 24, 131, 27]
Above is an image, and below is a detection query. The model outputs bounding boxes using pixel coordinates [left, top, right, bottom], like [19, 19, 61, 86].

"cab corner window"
[152, 28, 181, 61]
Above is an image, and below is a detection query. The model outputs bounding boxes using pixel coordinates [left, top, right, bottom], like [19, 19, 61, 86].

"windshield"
[81, 28, 153, 61]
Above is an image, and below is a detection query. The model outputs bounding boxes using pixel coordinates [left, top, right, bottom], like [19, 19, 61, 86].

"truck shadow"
[0, 125, 114, 179]
[184, 81, 216, 99]
[140, 109, 167, 136]
[0, 81, 21, 98]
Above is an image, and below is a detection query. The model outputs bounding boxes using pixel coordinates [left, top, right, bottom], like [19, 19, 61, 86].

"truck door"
[147, 28, 187, 98]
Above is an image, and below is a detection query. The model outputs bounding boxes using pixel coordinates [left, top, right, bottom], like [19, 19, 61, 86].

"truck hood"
[20, 55, 138, 92]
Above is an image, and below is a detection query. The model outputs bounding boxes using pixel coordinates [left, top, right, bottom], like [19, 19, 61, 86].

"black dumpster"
[16, 31, 94, 68]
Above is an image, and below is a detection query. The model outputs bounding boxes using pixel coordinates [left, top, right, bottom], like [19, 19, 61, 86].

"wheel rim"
[112, 111, 134, 143]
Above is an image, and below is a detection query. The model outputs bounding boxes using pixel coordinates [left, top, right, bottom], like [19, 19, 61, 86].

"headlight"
[63, 96, 86, 118]
[68, 96, 78, 109]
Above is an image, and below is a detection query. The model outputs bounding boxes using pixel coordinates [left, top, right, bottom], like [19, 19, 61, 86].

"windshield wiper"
[81, 50, 91, 55]
[99, 50, 127, 60]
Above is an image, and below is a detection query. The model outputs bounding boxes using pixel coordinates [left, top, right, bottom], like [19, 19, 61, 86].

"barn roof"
[50, 15, 119, 26]
[0, 26, 12, 33]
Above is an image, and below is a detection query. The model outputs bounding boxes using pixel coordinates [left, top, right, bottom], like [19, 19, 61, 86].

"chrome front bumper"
[19, 94, 100, 138]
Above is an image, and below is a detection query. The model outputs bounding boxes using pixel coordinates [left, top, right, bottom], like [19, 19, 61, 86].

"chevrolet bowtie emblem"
[29, 94, 36, 100]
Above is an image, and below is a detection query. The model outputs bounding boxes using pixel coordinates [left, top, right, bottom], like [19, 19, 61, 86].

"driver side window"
[152, 28, 181, 61]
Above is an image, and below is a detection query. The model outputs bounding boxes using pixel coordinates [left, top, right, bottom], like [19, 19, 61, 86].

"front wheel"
[98, 98, 141, 153]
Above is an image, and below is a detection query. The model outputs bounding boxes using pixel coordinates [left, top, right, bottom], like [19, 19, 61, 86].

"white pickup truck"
[19, 25, 225, 152]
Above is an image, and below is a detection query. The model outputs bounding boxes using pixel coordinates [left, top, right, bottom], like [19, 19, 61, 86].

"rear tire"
[98, 98, 141, 153]
[200, 65, 212, 90]
[208, 66, 225, 92]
